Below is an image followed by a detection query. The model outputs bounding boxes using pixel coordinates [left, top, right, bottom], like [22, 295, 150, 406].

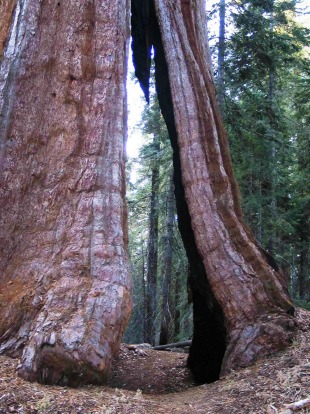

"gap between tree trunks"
[131, 0, 227, 383]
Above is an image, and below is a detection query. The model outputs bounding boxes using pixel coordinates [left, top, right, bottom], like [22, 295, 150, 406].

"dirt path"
[0, 309, 309, 413]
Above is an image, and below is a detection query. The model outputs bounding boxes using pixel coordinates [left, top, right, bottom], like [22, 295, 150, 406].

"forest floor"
[0, 308, 309, 414]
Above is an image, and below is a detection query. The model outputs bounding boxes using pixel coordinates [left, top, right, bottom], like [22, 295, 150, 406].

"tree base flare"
[18, 345, 110, 387]
[221, 312, 296, 376]
[0, 0, 132, 386]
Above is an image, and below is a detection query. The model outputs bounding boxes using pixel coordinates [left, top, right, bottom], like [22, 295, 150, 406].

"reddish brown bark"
[0, 0, 16, 56]
[0, 0, 296, 387]
[0, 0, 131, 385]
[152, 0, 295, 379]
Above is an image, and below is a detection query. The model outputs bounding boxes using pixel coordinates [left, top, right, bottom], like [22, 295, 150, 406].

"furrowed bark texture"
[132, 0, 296, 382]
[155, 0, 296, 378]
[0, 0, 131, 385]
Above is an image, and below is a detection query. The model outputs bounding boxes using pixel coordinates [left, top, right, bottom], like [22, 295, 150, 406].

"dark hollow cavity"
[131, 0, 227, 384]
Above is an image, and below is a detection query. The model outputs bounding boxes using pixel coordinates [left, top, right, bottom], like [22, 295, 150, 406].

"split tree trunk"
[0, 0, 297, 387]
[0, 0, 131, 385]
[132, 0, 296, 383]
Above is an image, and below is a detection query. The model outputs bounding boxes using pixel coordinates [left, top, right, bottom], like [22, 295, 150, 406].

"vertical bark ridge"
[171, 0, 292, 312]
[154, 0, 279, 304]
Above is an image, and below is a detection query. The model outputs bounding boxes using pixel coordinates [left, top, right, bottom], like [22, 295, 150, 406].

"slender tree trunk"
[141, 239, 147, 339]
[145, 135, 160, 345]
[257, 177, 263, 244]
[132, 0, 295, 383]
[299, 247, 309, 300]
[159, 173, 175, 345]
[268, 9, 277, 255]
[298, 209, 310, 300]
[296, 133, 310, 300]
[217, 0, 226, 114]
[173, 270, 181, 339]
[0, 0, 132, 386]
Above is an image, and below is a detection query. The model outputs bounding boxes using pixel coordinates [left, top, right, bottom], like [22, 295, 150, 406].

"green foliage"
[125, 90, 192, 344]
[212, 0, 310, 297]
[293, 299, 310, 311]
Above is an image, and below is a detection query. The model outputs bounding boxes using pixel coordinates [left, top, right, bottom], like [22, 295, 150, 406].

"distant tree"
[125, 90, 192, 345]
[221, 0, 310, 296]
[159, 173, 175, 345]
[217, 0, 226, 114]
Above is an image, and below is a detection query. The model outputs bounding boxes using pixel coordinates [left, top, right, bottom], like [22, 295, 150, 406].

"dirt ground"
[0, 308, 309, 414]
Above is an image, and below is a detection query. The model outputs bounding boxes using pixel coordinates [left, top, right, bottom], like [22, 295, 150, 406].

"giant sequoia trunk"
[132, 0, 296, 383]
[1, 0, 296, 387]
[0, 0, 131, 385]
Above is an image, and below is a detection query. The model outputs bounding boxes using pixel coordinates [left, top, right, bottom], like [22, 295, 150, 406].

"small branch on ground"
[278, 397, 310, 413]
[153, 341, 192, 350]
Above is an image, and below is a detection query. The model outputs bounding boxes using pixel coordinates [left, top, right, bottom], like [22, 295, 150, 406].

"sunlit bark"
[0, 0, 131, 385]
